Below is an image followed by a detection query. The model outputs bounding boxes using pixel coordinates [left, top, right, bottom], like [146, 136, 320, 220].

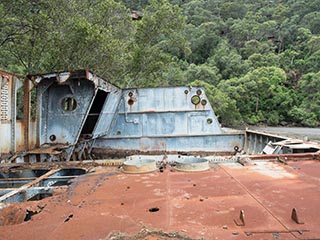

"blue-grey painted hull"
[30, 70, 246, 160]
[94, 134, 244, 153]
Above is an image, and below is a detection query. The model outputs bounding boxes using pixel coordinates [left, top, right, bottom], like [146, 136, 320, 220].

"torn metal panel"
[262, 139, 320, 155]
[273, 140, 320, 154]
[262, 141, 282, 154]
[91, 89, 122, 138]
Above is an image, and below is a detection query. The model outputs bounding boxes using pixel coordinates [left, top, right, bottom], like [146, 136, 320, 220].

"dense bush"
[1, 0, 319, 126]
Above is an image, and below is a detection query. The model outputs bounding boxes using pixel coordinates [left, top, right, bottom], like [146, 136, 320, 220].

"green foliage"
[1, 0, 320, 126]
[184, 64, 220, 86]
[267, 111, 280, 126]
[125, 0, 189, 87]
[219, 67, 297, 125]
[207, 40, 250, 79]
[248, 53, 280, 68]
[288, 106, 318, 127]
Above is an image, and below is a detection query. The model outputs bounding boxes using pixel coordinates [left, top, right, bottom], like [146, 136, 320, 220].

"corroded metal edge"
[173, 158, 210, 172]
[122, 159, 157, 174]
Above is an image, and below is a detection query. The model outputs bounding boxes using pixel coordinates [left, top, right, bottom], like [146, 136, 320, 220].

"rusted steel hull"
[247, 151, 320, 161]
[0, 159, 319, 239]
[92, 148, 237, 159]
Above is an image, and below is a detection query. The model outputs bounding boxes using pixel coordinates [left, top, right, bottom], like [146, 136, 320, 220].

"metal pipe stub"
[173, 158, 210, 172]
[122, 159, 157, 174]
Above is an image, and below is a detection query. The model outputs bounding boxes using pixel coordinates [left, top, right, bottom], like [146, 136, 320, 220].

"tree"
[184, 63, 221, 85]
[124, 0, 190, 87]
[208, 40, 250, 80]
[297, 72, 320, 123]
[0, 0, 55, 73]
[248, 53, 280, 68]
[301, 11, 320, 34]
[185, 22, 221, 64]
[0, 0, 134, 80]
[219, 67, 295, 125]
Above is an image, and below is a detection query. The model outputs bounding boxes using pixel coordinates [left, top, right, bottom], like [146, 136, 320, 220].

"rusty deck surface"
[0, 160, 319, 240]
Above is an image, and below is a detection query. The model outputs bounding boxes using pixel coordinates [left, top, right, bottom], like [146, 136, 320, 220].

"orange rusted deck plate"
[0, 160, 319, 239]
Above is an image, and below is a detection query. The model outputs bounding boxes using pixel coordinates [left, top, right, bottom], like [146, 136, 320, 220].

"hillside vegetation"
[1, 0, 319, 127]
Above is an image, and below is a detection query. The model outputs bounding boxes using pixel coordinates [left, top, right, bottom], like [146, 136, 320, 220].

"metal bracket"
[234, 209, 245, 226]
[291, 208, 304, 224]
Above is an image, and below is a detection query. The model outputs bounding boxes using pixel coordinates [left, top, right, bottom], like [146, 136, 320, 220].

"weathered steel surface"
[25, 70, 245, 160]
[0, 71, 23, 155]
[23, 76, 31, 151]
[108, 87, 222, 137]
[173, 158, 210, 172]
[38, 78, 95, 145]
[29, 70, 120, 146]
[0, 186, 55, 197]
[91, 90, 122, 138]
[0, 167, 86, 203]
[245, 130, 288, 154]
[247, 151, 320, 161]
[0, 160, 319, 239]
[0, 169, 60, 203]
[3, 68, 320, 162]
[95, 134, 245, 153]
[122, 159, 157, 173]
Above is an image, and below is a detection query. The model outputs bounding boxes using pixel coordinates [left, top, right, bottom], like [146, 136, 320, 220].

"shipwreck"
[0, 69, 319, 239]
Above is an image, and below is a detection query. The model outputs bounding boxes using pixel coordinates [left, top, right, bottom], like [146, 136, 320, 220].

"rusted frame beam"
[23, 77, 31, 153]
[0, 75, 2, 158]
[247, 151, 320, 161]
[10, 74, 16, 153]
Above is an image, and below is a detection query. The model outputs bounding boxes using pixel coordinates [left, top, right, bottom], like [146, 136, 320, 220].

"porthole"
[207, 118, 213, 124]
[62, 97, 77, 111]
[196, 89, 202, 95]
[191, 95, 201, 105]
[128, 99, 134, 105]
[128, 92, 133, 97]
[49, 135, 56, 141]
[201, 99, 207, 106]
[184, 90, 189, 94]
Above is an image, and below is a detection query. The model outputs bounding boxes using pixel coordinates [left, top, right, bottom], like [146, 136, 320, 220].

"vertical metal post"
[10, 75, 16, 153]
[36, 82, 41, 149]
[24, 78, 31, 152]
[0, 75, 2, 158]
[244, 128, 248, 154]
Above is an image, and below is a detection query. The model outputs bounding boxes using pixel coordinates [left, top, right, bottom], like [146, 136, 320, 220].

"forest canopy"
[1, 0, 319, 127]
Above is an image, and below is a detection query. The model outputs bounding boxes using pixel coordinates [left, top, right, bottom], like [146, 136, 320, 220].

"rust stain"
[92, 148, 234, 158]
[27, 144, 70, 155]
[0, 161, 319, 239]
